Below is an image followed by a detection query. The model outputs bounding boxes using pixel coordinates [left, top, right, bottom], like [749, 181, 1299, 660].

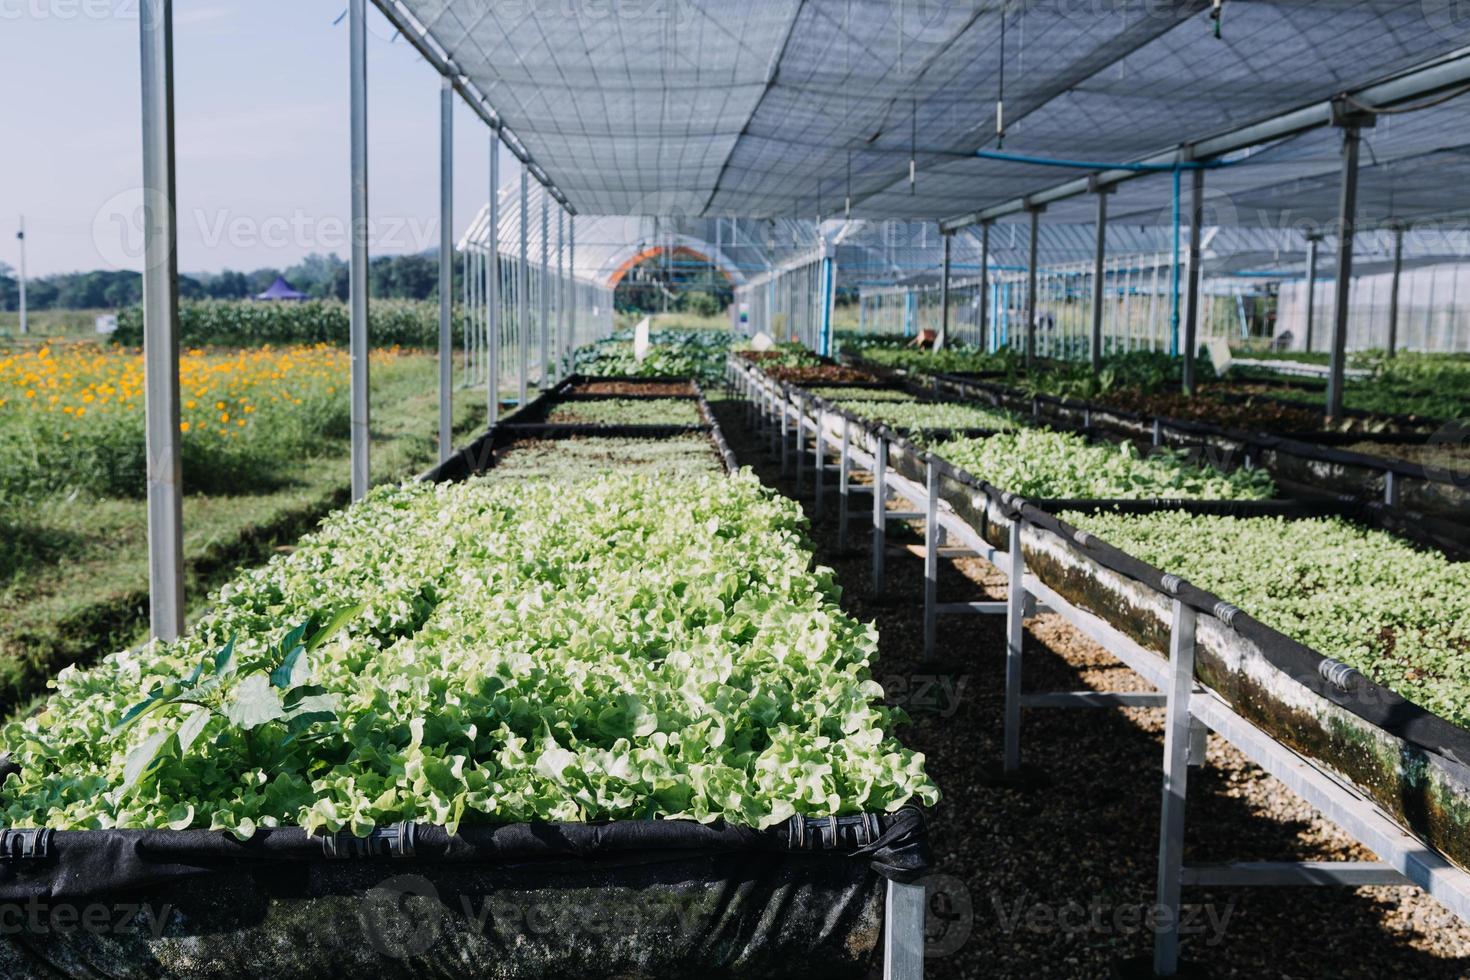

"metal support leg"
[923, 459, 939, 660]
[780, 393, 790, 475]
[1154, 593, 1199, 977]
[873, 435, 888, 594]
[814, 412, 826, 519]
[796, 396, 807, 495]
[883, 879, 925, 980]
[770, 384, 782, 458]
[838, 419, 852, 551]
[1003, 519, 1026, 772]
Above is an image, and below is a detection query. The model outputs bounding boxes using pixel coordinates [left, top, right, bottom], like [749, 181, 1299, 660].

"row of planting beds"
[0, 375, 933, 978]
[835, 348, 1470, 537]
[729, 353, 1470, 932]
[836, 337, 1470, 427]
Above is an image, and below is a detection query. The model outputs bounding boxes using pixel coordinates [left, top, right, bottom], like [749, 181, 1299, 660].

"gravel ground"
[710, 394, 1470, 980]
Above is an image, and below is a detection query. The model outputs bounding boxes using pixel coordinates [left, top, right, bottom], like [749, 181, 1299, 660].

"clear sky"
[0, 1, 519, 277]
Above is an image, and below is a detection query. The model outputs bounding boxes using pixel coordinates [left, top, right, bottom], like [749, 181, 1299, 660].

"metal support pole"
[437, 79, 453, 464]
[539, 194, 550, 384]
[487, 131, 500, 422]
[517, 167, 529, 405]
[769, 383, 780, 457]
[838, 419, 852, 551]
[872, 435, 888, 594]
[1327, 125, 1361, 418]
[938, 231, 952, 349]
[1025, 206, 1041, 366]
[979, 222, 990, 351]
[923, 459, 939, 659]
[348, 0, 370, 500]
[814, 410, 827, 519]
[1303, 234, 1321, 354]
[139, 0, 183, 641]
[780, 389, 790, 475]
[883, 879, 925, 980]
[1089, 190, 1109, 371]
[567, 218, 577, 358]
[1153, 592, 1199, 977]
[818, 253, 836, 356]
[15, 216, 26, 335]
[556, 209, 566, 380]
[1182, 168, 1204, 395]
[795, 394, 807, 495]
[1003, 518, 1025, 771]
[1387, 223, 1404, 358]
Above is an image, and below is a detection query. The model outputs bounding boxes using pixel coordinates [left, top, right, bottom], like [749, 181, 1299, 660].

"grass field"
[0, 342, 486, 719]
[0, 309, 113, 339]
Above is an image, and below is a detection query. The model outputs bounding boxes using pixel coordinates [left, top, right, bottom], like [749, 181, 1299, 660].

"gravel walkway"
[711, 395, 1470, 979]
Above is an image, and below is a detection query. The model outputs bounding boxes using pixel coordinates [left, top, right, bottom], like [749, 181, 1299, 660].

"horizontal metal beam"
[1190, 690, 1470, 922]
[940, 47, 1470, 232]
[1180, 861, 1409, 888]
[370, 0, 576, 214]
[1020, 691, 1167, 709]
[935, 601, 1007, 615]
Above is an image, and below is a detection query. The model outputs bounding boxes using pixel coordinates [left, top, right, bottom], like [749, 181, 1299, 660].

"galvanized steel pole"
[1387, 223, 1404, 358]
[1090, 187, 1109, 373]
[15, 216, 26, 335]
[139, 0, 184, 641]
[1025, 205, 1042, 366]
[1182, 167, 1204, 395]
[1327, 125, 1361, 418]
[487, 132, 500, 422]
[348, 0, 370, 500]
[938, 231, 951, 349]
[539, 195, 550, 384]
[979, 222, 990, 351]
[568, 217, 577, 351]
[518, 166, 529, 405]
[556, 209, 567, 379]
[438, 78, 454, 464]
[1303, 233, 1321, 353]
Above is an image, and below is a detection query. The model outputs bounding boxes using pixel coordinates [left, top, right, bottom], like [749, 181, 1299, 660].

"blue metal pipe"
[974, 149, 1228, 172]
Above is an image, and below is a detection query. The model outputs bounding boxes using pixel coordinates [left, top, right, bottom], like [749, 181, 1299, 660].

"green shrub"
[114, 299, 448, 349]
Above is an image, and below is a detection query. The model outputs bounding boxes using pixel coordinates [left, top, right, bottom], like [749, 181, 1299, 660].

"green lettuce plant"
[1063, 510, 1470, 727]
[936, 428, 1275, 500]
[2, 472, 936, 838]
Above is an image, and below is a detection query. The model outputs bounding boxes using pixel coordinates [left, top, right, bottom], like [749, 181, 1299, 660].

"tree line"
[0, 252, 462, 312]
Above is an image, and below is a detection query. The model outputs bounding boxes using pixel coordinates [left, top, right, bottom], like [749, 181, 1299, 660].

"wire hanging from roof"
[996, 3, 1007, 149]
[910, 100, 917, 195]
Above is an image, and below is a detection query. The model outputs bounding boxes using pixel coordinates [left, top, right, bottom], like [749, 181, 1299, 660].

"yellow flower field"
[0, 343, 406, 500]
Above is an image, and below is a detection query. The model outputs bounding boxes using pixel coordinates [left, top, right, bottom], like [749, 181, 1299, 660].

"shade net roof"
[386, 0, 1470, 230]
[460, 181, 1470, 290]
